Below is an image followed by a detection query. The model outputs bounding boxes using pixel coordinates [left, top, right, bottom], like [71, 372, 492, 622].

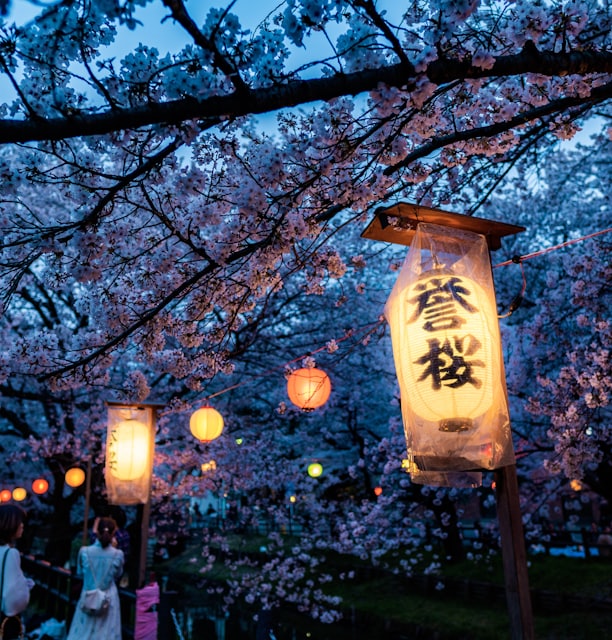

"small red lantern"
[190, 406, 224, 442]
[287, 367, 331, 411]
[0, 489, 12, 502]
[32, 478, 49, 495]
[374, 486, 383, 497]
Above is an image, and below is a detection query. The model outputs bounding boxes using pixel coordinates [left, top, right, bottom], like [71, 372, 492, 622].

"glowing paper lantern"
[32, 478, 49, 494]
[374, 486, 383, 497]
[201, 460, 217, 473]
[0, 490, 11, 502]
[106, 405, 155, 505]
[65, 467, 86, 488]
[307, 462, 323, 478]
[287, 368, 331, 411]
[12, 487, 27, 501]
[190, 407, 224, 442]
[384, 223, 514, 487]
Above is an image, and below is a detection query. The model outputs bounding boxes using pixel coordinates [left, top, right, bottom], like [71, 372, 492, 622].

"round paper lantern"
[12, 487, 27, 501]
[32, 478, 49, 494]
[287, 368, 331, 411]
[0, 489, 11, 502]
[190, 407, 224, 442]
[307, 462, 323, 478]
[110, 418, 151, 481]
[374, 486, 383, 496]
[65, 467, 86, 488]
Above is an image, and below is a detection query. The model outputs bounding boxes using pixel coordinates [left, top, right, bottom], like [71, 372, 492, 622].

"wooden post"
[137, 496, 152, 588]
[495, 464, 535, 640]
[81, 457, 92, 547]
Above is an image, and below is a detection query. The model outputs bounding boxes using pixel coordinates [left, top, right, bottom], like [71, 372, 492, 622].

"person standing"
[0, 504, 33, 640]
[67, 517, 124, 640]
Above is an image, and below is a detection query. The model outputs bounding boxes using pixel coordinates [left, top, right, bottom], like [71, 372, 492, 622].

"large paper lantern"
[106, 405, 155, 505]
[65, 467, 85, 488]
[32, 478, 49, 494]
[385, 222, 514, 487]
[12, 487, 27, 501]
[287, 367, 331, 411]
[190, 407, 224, 442]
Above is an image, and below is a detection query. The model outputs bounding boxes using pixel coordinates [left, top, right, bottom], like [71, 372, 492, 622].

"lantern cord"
[498, 259, 526, 319]
[493, 227, 612, 268]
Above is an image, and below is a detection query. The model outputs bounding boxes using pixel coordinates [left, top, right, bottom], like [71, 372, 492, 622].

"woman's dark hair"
[97, 517, 117, 548]
[0, 504, 26, 545]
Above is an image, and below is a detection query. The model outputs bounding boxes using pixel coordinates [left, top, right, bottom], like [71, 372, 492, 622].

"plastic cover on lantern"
[105, 405, 155, 505]
[384, 223, 515, 487]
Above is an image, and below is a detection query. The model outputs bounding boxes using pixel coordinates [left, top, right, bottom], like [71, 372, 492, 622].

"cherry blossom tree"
[0, 0, 610, 621]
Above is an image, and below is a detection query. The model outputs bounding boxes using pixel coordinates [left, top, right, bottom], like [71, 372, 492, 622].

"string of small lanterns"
[0, 469, 84, 503]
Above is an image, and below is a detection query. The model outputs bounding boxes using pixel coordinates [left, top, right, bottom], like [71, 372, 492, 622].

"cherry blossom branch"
[0, 48, 609, 144]
[383, 82, 612, 175]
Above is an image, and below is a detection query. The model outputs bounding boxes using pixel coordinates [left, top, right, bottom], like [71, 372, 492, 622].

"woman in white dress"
[67, 517, 124, 640]
[0, 504, 33, 640]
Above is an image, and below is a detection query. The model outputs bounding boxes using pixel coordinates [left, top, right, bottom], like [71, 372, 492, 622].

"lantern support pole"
[495, 464, 534, 640]
[81, 456, 92, 547]
[137, 494, 152, 588]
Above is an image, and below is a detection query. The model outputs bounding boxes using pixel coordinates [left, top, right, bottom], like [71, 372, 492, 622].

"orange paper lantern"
[190, 407, 224, 442]
[65, 467, 86, 488]
[32, 478, 49, 494]
[287, 368, 331, 411]
[0, 489, 12, 502]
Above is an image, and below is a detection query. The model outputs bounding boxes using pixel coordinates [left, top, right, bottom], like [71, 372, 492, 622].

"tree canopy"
[0, 0, 610, 620]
